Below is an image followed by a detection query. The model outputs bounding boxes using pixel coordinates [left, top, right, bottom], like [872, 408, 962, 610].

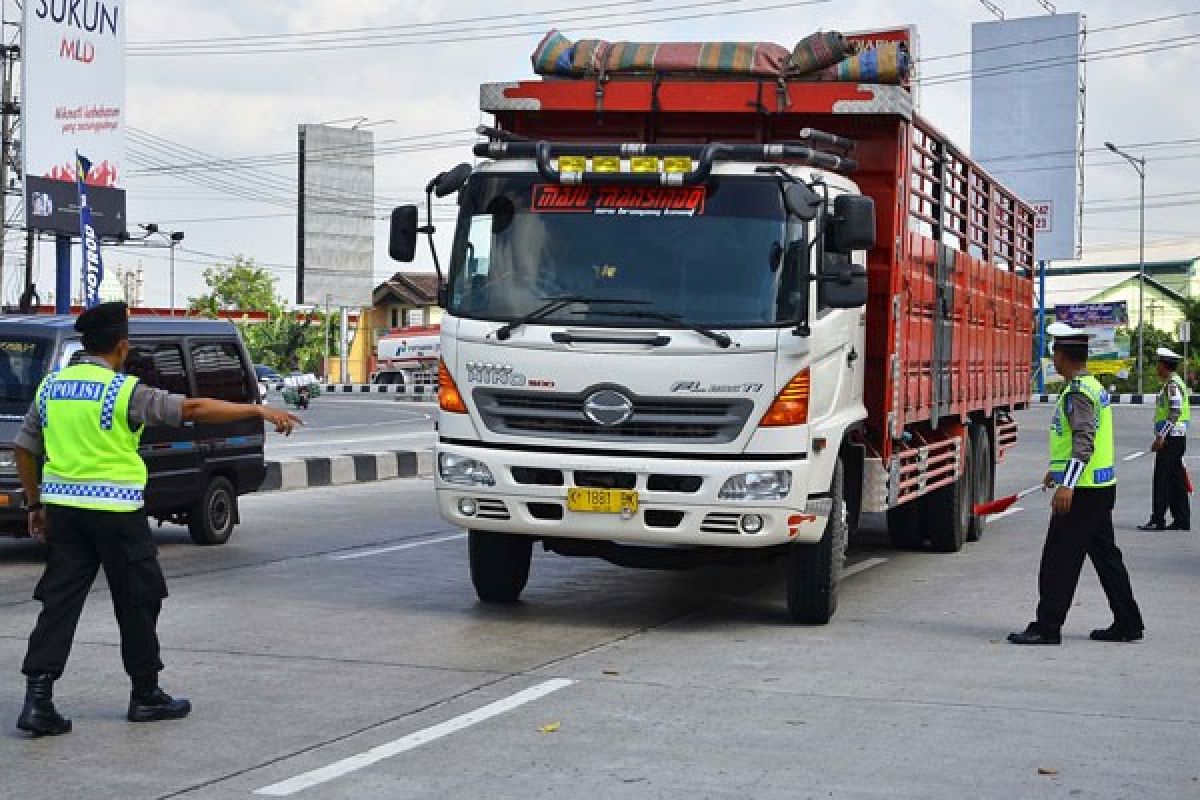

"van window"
[191, 341, 249, 402]
[126, 341, 190, 395]
[0, 337, 52, 416]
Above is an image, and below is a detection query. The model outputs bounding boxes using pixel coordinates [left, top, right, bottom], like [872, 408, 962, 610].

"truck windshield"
[0, 337, 52, 417]
[447, 173, 804, 327]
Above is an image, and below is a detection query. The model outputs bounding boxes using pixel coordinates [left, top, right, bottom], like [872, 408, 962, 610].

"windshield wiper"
[583, 309, 733, 349]
[494, 295, 648, 340]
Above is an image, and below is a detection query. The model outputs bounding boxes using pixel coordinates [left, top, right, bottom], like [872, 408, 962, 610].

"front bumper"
[0, 484, 26, 536]
[435, 442, 828, 547]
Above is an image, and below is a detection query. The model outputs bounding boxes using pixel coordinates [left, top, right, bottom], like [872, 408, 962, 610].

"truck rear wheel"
[923, 440, 971, 553]
[887, 501, 924, 549]
[468, 530, 533, 603]
[967, 424, 993, 542]
[786, 459, 847, 625]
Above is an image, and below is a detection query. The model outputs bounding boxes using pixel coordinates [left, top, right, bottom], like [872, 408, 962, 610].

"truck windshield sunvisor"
[447, 174, 804, 328]
[0, 337, 52, 417]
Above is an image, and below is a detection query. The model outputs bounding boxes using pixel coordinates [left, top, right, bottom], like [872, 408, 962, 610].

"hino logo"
[465, 362, 527, 387]
[583, 389, 634, 427]
[671, 381, 764, 393]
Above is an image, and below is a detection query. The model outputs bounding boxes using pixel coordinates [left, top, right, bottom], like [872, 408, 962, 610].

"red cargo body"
[483, 79, 1034, 490]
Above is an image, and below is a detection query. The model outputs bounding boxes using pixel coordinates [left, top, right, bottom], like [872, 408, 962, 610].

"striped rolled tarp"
[787, 31, 848, 76]
[807, 41, 911, 84]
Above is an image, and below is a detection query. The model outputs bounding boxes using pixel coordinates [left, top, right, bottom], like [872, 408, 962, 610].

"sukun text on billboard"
[22, 0, 127, 237]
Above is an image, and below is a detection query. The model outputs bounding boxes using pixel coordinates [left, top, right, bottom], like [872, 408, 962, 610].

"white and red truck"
[372, 325, 440, 386]
[388, 28, 1034, 622]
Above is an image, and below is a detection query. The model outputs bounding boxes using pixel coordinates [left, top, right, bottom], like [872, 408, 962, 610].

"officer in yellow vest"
[12, 302, 300, 736]
[1009, 323, 1144, 645]
[1138, 347, 1190, 531]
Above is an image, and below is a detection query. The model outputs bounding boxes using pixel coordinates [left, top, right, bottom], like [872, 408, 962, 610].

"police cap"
[74, 301, 129, 339]
[1047, 321, 1094, 349]
[1156, 346, 1182, 366]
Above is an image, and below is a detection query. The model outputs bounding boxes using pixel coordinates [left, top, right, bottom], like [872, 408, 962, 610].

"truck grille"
[474, 390, 752, 444]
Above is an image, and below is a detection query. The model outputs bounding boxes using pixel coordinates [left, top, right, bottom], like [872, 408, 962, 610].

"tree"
[188, 255, 338, 374]
[189, 256, 280, 317]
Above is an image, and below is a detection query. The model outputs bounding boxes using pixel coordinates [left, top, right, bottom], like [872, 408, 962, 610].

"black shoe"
[1007, 626, 1062, 645]
[1166, 522, 1190, 531]
[16, 674, 72, 736]
[1090, 625, 1144, 642]
[1137, 521, 1166, 531]
[127, 687, 191, 723]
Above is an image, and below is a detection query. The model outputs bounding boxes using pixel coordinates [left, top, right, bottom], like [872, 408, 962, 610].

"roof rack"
[473, 127, 858, 186]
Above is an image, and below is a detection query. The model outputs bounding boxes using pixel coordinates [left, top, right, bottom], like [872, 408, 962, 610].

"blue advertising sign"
[76, 152, 105, 309]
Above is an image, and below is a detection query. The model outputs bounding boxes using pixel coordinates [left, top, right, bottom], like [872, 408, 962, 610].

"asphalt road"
[0, 404, 1197, 799]
[261, 392, 435, 459]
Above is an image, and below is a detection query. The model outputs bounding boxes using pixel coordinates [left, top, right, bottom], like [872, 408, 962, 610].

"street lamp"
[1105, 141, 1147, 395]
[139, 224, 185, 314]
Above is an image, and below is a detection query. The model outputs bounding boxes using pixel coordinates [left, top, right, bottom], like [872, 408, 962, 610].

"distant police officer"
[13, 302, 300, 736]
[1138, 347, 1190, 532]
[1009, 323, 1145, 645]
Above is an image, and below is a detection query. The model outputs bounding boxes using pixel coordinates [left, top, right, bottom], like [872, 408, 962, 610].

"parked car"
[0, 316, 267, 545]
[255, 364, 284, 389]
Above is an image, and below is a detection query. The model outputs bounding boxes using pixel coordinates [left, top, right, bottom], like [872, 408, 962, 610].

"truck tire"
[923, 440, 971, 553]
[468, 530, 533, 603]
[887, 501, 924, 549]
[786, 459, 847, 624]
[967, 424, 993, 542]
[188, 476, 237, 546]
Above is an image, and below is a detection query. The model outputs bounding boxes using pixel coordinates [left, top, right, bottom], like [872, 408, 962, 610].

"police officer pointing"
[13, 303, 300, 736]
[1138, 347, 1190, 531]
[1008, 323, 1145, 645]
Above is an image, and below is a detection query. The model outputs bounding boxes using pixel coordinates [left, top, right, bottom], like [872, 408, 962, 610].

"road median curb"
[261, 450, 433, 492]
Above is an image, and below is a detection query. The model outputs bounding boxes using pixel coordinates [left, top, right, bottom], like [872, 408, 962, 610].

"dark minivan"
[0, 316, 266, 545]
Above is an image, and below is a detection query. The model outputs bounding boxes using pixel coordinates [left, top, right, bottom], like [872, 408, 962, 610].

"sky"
[4, 0, 1199, 310]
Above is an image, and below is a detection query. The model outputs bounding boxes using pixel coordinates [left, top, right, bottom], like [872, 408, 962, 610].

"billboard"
[297, 124, 374, 308]
[971, 14, 1081, 262]
[1053, 302, 1131, 359]
[22, 0, 126, 237]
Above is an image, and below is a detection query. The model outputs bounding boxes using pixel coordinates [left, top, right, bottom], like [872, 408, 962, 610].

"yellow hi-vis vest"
[1154, 373, 1191, 434]
[35, 362, 147, 512]
[1049, 374, 1116, 488]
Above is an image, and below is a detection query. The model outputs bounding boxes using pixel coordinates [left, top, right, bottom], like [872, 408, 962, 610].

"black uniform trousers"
[1150, 436, 1189, 528]
[22, 505, 168, 681]
[1035, 485, 1143, 634]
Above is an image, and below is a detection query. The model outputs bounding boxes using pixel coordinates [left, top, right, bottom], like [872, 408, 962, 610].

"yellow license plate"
[566, 488, 639, 514]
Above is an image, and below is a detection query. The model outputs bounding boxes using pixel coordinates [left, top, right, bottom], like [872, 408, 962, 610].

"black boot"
[16, 674, 72, 736]
[1137, 520, 1166, 531]
[128, 686, 191, 723]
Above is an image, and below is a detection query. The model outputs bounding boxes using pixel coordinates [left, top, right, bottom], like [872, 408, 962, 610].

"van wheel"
[923, 440, 970, 553]
[967, 424, 993, 542]
[786, 459, 847, 624]
[469, 530, 532, 603]
[189, 477, 237, 546]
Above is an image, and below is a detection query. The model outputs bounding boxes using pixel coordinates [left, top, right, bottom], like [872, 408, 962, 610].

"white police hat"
[1156, 346, 1182, 363]
[1047, 322, 1093, 346]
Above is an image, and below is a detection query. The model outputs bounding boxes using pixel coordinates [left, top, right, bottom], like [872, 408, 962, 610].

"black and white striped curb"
[261, 450, 433, 492]
[1033, 394, 1200, 405]
[321, 384, 436, 401]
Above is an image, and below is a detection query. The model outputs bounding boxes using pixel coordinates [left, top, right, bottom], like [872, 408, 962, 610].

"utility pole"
[0, 36, 18, 300]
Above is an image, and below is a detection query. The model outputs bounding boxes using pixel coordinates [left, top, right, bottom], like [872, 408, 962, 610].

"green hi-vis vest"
[36, 362, 147, 512]
[1155, 373, 1191, 434]
[1049, 374, 1116, 488]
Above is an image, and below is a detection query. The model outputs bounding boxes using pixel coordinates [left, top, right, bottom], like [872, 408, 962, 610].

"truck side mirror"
[433, 163, 473, 198]
[819, 252, 868, 309]
[784, 183, 821, 221]
[827, 195, 876, 254]
[389, 205, 419, 262]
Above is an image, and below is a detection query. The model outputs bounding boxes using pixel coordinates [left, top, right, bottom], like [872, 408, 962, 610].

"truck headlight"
[719, 470, 792, 501]
[438, 453, 495, 487]
[0, 448, 15, 475]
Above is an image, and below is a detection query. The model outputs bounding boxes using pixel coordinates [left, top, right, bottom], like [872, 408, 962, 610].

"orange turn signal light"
[760, 369, 810, 427]
[438, 359, 467, 414]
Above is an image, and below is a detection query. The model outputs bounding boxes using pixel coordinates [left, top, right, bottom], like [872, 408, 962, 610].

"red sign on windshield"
[532, 185, 706, 216]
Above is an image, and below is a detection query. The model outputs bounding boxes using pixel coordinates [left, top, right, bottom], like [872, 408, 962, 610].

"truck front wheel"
[786, 459, 847, 624]
[468, 530, 533, 603]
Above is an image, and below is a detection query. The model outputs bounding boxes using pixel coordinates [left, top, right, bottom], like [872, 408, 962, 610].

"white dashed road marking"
[989, 505, 1026, 522]
[330, 533, 466, 561]
[1123, 451, 1147, 462]
[254, 679, 576, 796]
[843, 557, 888, 578]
